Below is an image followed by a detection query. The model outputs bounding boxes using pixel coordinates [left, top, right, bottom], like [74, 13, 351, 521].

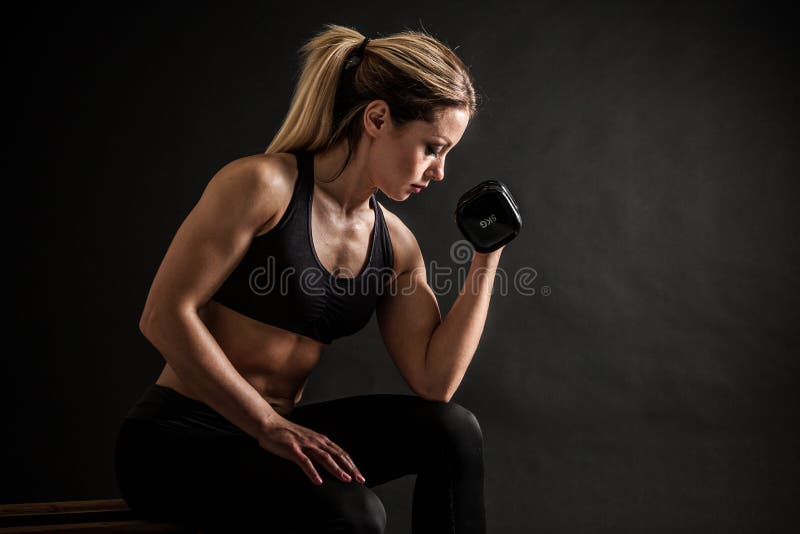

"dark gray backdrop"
[4, 1, 798, 533]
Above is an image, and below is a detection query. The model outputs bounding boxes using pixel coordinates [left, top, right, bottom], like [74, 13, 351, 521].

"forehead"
[411, 107, 470, 144]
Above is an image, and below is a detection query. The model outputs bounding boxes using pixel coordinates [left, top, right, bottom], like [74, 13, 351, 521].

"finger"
[330, 449, 365, 484]
[321, 440, 366, 484]
[319, 440, 355, 473]
[310, 448, 353, 482]
[292, 446, 323, 485]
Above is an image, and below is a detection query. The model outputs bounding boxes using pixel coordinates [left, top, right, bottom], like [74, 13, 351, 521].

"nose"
[426, 158, 445, 182]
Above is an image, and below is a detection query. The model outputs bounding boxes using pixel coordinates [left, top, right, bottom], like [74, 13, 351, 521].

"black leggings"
[114, 384, 486, 533]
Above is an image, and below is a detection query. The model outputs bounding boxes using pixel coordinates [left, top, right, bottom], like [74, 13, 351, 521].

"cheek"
[397, 150, 423, 179]
[383, 152, 416, 186]
[371, 138, 423, 191]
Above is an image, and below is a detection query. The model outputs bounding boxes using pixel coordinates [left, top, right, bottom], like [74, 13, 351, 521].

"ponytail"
[265, 24, 478, 181]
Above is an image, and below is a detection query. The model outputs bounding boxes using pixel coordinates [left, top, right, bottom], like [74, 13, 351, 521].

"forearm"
[140, 307, 283, 438]
[423, 247, 503, 401]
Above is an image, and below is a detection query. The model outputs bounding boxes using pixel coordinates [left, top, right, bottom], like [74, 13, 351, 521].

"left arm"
[376, 224, 504, 402]
[424, 248, 503, 401]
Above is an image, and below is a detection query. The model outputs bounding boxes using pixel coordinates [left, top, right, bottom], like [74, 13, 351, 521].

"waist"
[124, 384, 248, 436]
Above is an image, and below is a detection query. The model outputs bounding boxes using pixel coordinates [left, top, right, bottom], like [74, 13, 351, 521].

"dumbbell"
[453, 180, 522, 253]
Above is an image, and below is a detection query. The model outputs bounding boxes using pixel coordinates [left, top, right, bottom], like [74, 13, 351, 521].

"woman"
[115, 24, 504, 533]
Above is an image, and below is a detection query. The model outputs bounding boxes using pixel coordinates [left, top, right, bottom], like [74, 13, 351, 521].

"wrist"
[256, 409, 286, 436]
[473, 246, 503, 264]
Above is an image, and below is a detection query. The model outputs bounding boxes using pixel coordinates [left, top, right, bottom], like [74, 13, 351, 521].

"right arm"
[139, 155, 283, 439]
[138, 155, 365, 486]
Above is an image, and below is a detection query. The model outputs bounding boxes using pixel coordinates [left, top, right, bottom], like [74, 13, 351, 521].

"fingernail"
[343, 473, 351, 481]
[357, 475, 366, 484]
[316, 476, 323, 485]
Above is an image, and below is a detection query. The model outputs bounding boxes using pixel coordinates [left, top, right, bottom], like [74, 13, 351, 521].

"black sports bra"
[210, 150, 396, 344]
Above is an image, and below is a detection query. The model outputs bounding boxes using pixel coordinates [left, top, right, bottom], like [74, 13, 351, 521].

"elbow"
[138, 310, 153, 338]
[414, 351, 453, 403]
[418, 391, 453, 403]
[139, 310, 154, 340]
[415, 380, 453, 403]
[138, 302, 194, 343]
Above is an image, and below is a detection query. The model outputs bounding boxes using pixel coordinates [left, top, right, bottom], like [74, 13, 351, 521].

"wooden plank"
[0, 500, 191, 532]
[0, 499, 130, 517]
[0, 519, 189, 532]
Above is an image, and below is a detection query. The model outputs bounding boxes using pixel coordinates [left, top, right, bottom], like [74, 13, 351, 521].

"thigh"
[287, 394, 455, 487]
[115, 418, 384, 532]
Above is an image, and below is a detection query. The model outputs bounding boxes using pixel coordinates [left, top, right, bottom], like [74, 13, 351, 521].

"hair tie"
[344, 37, 370, 70]
[356, 37, 370, 56]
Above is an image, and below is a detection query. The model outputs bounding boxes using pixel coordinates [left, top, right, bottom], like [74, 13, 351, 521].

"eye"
[425, 145, 443, 158]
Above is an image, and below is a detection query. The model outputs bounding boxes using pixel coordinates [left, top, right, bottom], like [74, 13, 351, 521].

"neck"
[312, 139, 377, 216]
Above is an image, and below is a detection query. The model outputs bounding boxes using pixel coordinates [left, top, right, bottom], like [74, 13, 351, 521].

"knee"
[337, 488, 387, 534]
[359, 491, 387, 534]
[424, 401, 484, 459]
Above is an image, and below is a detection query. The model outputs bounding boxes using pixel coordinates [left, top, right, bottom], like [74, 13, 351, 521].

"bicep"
[140, 157, 280, 321]
[375, 231, 442, 396]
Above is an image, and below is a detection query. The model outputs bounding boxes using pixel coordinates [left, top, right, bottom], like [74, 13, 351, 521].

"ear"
[363, 100, 393, 139]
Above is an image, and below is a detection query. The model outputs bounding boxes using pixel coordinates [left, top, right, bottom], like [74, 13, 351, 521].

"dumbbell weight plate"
[453, 179, 522, 253]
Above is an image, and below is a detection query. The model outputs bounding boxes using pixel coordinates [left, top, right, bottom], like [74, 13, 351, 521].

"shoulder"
[210, 152, 297, 196]
[204, 152, 299, 231]
[376, 201, 425, 276]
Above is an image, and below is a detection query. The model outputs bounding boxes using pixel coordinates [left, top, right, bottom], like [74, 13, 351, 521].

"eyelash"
[426, 145, 442, 158]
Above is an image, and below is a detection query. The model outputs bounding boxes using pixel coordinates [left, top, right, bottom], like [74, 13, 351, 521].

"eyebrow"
[430, 135, 453, 147]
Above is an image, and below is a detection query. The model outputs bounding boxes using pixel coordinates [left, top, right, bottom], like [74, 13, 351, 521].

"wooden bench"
[0, 499, 197, 533]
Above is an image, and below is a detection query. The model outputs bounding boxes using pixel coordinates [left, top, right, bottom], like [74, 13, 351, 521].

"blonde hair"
[265, 24, 478, 179]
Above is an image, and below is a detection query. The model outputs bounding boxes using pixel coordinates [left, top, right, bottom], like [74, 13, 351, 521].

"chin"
[382, 188, 409, 202]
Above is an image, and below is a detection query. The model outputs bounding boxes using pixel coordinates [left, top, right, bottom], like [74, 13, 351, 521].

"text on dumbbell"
[479, 214, 498, 228]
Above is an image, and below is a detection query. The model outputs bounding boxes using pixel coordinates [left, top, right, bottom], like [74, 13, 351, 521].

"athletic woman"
[115, 24, 504, 533]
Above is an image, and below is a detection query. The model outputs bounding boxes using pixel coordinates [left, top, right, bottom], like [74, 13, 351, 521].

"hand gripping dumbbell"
[453, 180, 522, 253]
